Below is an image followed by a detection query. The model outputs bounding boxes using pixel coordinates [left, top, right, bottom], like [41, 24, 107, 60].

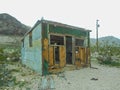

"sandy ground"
[54, 61, 120, 90]
[2, 60, 120, 90]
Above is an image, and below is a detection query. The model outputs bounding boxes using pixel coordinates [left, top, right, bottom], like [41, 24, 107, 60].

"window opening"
[50, 35, 64, 45]
[54, 46, 59, 64]
[66, 36, 72, 64]
[75, 39, 84, 46]
[29, 32, 32, 47]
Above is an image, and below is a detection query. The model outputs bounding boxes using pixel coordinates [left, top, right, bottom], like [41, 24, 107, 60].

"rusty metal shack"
[21, 19, 91, 75]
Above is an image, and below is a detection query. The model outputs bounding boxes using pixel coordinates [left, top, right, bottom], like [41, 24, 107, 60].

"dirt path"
[54, 61, 120, 90]
[1, 61, 120, 90]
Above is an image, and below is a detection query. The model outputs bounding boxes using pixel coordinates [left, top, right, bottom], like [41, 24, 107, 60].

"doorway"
[54, 46, 59, 64]
[66, 36, 72, 64]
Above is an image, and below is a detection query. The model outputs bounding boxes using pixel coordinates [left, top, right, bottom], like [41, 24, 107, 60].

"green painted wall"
[21, 23, 42, 75]
[49, 24, 87, 38]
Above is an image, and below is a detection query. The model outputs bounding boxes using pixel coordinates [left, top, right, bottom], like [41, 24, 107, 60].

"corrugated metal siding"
[21, 23, 42, 75]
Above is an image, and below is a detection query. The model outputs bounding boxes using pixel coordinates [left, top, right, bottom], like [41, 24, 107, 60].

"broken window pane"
[50, 35, 64, 45]
[75, 39, 84, 46]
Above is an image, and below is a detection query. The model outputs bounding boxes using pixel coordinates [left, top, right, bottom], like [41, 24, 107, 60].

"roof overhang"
[21, 19, 92, 41]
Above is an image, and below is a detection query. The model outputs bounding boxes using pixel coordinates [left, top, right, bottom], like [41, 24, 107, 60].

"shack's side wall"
[21, 23, 42, 75]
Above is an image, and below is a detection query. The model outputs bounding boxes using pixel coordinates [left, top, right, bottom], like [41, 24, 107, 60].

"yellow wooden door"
[49, 46, 54, 66]
[59, 46, 66, 67]
[79, 48, 85, 65]
[75, 47, 81, 67]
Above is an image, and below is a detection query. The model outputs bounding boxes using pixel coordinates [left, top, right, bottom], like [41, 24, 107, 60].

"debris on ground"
[91, 78, 98, 81]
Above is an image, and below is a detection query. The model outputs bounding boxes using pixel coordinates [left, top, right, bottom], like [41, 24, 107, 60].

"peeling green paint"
[21, 23, 42, 75]
[49, 24, 87, 38]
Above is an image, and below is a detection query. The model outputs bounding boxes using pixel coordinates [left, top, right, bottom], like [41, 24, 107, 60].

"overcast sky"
[0, 0, 120, 38]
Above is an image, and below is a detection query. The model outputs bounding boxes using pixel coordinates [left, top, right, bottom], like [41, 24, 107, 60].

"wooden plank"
[49, 46, 54, 66]
[87, 48, 90, 64]
[79, 47, 85, 65]
[83, 48, 85, 64]
[59, 46, 66, 67]
[85, 48, 88, 64]
[75, 47, 81, 67]
[43, 39, 48, 61]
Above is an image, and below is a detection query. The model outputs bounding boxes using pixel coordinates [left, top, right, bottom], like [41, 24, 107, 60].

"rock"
[6, 57, 10, 61]
[91, 78, 98, 81]
[21, 79, 25, 82]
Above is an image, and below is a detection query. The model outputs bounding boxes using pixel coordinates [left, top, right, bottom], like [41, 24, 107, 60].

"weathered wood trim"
[49, 32, 86, 39]
[49, 33, 65, 37]
[72, 37, 75, 64]
[43, 39, 48, 61]
[49, 45, 64, 47]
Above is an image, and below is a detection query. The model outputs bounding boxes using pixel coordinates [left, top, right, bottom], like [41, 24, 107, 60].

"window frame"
[49, 34, 65, 46]
[29, 31, 32, 47]
[75, 38, 85, 46]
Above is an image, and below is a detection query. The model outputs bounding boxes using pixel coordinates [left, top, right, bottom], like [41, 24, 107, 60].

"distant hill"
[91, 36, 120, 46]
[0, 13, 30, 36]
[0, 13, 31, 45]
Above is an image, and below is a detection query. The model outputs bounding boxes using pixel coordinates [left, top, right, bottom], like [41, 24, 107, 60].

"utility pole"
[96, 20, 100, 52]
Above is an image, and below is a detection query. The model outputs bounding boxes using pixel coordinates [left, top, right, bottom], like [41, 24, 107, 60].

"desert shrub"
[0, 55, 7, 61]
[91, 41, 120, 66]
[90, 45, 97, 54]
[0, 48, 7, 62]
[0, 63, 26, 87]
[0, 47, 23, 87]
[3, 48, 20, 62]
[0, 48, 4, 53]
[0, 64, 13, 87]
